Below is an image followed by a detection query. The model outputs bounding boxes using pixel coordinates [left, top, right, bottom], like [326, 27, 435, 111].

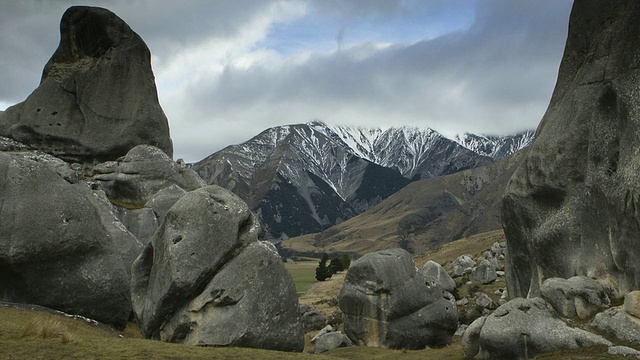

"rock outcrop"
[131, 185, 304, 351]
[421, 260, 456, 292]
[0, 151, 142, 328]
[338, 248, 458, 349]
[540, 276, 610, 319]
[0, 6, 172, 163]
[502, 0, 640, 298]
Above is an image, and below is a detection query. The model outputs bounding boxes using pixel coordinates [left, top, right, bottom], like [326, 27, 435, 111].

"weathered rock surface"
[463, 298, 611, 359]
[302, 308, 327, 331]
[624, 290, 640, 318]
[338, 248, 458, 349]
[592, 306, 640, 344]
[469, 260, 497, 285]
[0, 6, 172, 163]
[92, 145, 204, 207]
[0, 152, 142, 328]
[421, 260, 456, 292]
[502, 0, 640, 298]
[313, 331, 354, 354]
[131, 185, 304, 351]
[540, 276, 610, 319]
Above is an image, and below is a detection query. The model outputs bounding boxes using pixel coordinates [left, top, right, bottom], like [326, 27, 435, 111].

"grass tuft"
[22, 314, 73, 343]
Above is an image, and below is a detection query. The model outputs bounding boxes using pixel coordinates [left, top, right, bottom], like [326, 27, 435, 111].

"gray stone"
[311, 325, 334, 343]
[131, 185, 304, 351]
[469, 260, 497, 285]
[452, 254, 475, 273]
[159, 241, 304, 351]
[144, 184, 187, 221]
[475, 293, 497, 310]
[302, 309, 327, 331]
[0, 6, 172, 163]
[450, 265, 465, 278]
[502, 1, 640, 299]
[463, 298, 611, 360]
[457, 298, 469, 306]
[421, 260, 456, 292]
[455, 324, 469, 337]
[313, 331, 354, 354]
[338, 248, 458, 349]
[540, 276, 610, 319]
[0, 152, 141, 328]
[592, 306, 640, 344]
[491, 242, 505, 257]
[92, 145, 205, 207]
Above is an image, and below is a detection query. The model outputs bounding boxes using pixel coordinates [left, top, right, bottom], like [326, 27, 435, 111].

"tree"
[315, 252, 332, 281]
[329, 257, 344, 274]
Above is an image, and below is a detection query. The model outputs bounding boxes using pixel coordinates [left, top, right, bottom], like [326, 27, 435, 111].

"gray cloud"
[0, 1, 574, 162]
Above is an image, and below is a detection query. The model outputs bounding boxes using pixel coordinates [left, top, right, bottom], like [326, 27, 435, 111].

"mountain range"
[193, 121, 533, 240]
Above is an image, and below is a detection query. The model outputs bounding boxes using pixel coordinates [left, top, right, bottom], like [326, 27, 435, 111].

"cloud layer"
[0, 1, 573, 162]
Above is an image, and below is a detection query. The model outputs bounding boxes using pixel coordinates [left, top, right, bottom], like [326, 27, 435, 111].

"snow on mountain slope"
[453, 130, 535, 160]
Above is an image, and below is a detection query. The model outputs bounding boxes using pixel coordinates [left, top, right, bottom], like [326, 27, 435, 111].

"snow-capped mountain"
[453, 130, 535, 160]
[193, 121, 532, 240]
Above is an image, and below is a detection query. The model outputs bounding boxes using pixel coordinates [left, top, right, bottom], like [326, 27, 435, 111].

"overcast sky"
[0, 0, 573, 162]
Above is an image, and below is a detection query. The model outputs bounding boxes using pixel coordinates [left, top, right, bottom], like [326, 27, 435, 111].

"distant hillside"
[194, 121, 532, 240]
[280, 148, 528, 257]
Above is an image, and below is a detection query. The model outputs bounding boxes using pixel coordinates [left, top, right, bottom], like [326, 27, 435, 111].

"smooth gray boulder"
[313, 331, 354, 354]
[302, 308, 327, 331]
[463, 297, 611, 359]
[338, 248, 458, 349]
[0, 6, 172, 163]
[540, 276, 610, 319]
[421, 260, 456, 292]
[592, 307, 640, 344]
[0, 152, 142, 328]
[144, 184, 188, 221]
[131, 185, 304, 351]
[92, 145, 204, 207]
[502, 0, 640, 298]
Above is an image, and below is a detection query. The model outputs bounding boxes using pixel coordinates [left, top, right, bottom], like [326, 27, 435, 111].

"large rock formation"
[0, 151, 142, 328]
[338, 248, 458, 349]
[502, 0, 640, 298]
[0, 6, 172, 163]
[131, 185, 304, 351]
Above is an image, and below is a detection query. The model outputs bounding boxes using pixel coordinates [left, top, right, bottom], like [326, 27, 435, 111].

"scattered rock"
[455, 324, 469, 337]
[463, 298, 611, 359]
[457, 298, 469, 306]
[608, 345, 640, 357]
[311, 325, 334, 343]
[338, 248, 458, 349]
[131, 186, 304, 351]
[540, 276, 610, 319]
[469, 260, 497, 285]
[313, 331, 354, 354]
[302, 308, 327, 331]
[475, 293, 497, 311]
[452, 254, 475, 273]
[421, 260, 456, 292]
[0, 6, 172, 163]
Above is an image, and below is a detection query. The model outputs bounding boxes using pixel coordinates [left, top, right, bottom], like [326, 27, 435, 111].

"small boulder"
[313, 331, 354, 354]
[540, 276, 610, 319]
[311, 325, 334, 343]
[421, 260, 456, 292]
[302, 308, 327, 331]
[475, 293, 497, 311]
[469, 260, 497, 285]
[592, 307, 640, 344]
[624, 291, 640, 318]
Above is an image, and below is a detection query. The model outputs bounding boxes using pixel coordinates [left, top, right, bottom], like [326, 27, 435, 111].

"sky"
[0, 0, 574, 162]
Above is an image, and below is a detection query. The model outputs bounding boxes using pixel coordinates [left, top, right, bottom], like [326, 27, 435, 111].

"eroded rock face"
[502, 0, 640, 298]
[131, 185, 304, 351]
[91, 145, 205, 207]
[0, 6, 172, 163]
[338, 248, 458, 349]
[0, 152, 142, 328]
[540, 276, 610, 319]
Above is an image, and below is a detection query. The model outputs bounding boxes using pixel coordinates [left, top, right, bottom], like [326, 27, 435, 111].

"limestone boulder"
[502, 0, 640, 298]
[338, 248, 458, 349]
[0, 6, 172, 163]
[421, 260, 456, 292]
[0, 152, 142, 328]
[540, 276, 610, 319]
[313, 331, 354, 354]
[592, 307, 640, 344]
[131, 185, 304, 351]
[469, 260, 497, 285]
[624, 290, 640, 318]
[463, 297, 611, 359]
[92, 145, 205, 207]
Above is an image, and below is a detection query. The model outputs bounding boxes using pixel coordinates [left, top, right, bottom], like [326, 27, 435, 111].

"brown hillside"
[281, 149, 527, 257]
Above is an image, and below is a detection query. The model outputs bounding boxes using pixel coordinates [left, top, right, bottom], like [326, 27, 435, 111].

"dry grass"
[22, 314, 73, 342]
